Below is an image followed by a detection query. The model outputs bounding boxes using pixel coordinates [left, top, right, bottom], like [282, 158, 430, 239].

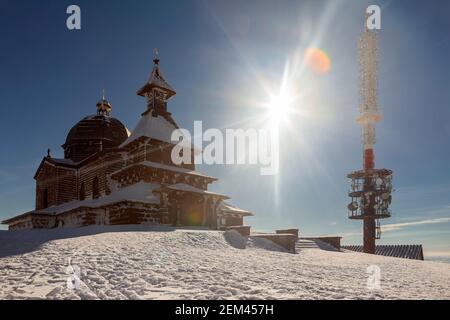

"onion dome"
[62, 93, 129, 162]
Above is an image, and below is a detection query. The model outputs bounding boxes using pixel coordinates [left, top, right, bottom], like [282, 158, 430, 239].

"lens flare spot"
[304, 47, 331, 74]
[183, 209, 203, 226]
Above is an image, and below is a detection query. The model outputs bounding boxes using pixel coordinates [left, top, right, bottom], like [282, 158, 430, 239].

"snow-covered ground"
[0, 225, 449, 300]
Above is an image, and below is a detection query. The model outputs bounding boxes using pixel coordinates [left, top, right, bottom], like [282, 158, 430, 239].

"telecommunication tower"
[347, 13, 393, 254]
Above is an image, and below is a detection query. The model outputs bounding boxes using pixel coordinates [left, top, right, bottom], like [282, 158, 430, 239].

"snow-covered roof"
[141, 161, 215, 178]
[1, 210, 53, 224]
[137, 63, 176, 97]
[148, 64, 176, 93]
[112, 160, 216, 180]
[35, 182, 161, 216]
[163, 183, 228, 198]
[120, 114, 178, 147]
[218, 201, 253, 217]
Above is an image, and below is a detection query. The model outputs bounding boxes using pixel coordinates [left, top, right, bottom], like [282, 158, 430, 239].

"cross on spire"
[153, 48, 159, 65]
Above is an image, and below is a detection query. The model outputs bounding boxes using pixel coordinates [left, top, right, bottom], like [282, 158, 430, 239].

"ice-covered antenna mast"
[358, 13, 381, 170]
[347, 8, 393, 255]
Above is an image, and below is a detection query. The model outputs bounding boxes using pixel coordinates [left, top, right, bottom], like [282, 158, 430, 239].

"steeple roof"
[137, 55, 176, 98]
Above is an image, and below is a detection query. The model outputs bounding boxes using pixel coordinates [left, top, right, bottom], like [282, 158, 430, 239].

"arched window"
[79, 182, 85, 201]
[42, 188, 48, 209]
[92, 177, 99, 199]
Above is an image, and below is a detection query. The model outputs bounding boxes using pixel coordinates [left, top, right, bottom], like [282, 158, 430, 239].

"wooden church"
[2, 56, 252, 231]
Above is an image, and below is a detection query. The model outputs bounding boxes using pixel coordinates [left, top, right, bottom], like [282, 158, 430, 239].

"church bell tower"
[136, 49, 176, 117]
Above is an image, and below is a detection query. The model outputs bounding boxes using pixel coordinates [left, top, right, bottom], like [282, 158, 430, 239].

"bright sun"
[267, 92, 293, 126]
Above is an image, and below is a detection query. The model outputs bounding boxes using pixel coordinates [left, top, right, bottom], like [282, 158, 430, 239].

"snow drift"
[0, 225, 449, 300]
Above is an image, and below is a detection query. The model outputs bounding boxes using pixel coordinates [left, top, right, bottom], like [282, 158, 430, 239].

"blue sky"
[0, 0, 449, 259]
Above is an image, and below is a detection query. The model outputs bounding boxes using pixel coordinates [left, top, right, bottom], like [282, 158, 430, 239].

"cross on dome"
[96, 89, 112, 116]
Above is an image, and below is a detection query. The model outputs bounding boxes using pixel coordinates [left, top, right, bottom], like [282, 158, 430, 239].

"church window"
[92, 177, 100, 199]
[42, 188, 48, 209]
[79, 182, 85, 201]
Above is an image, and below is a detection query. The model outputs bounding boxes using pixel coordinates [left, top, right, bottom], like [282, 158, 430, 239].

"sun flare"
[268, 93, 290, 122]
[265, 89, 296, 131]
